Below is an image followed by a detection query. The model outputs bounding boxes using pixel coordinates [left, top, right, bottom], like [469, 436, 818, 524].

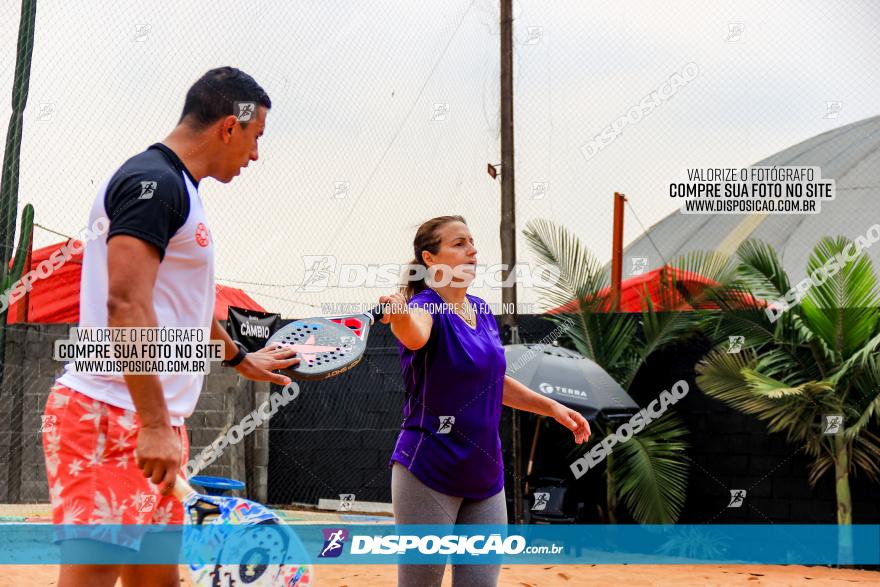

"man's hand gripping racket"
[263, 305, 387, 381]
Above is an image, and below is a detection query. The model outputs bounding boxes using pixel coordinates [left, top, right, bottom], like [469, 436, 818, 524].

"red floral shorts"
[42, 384, 189, 549]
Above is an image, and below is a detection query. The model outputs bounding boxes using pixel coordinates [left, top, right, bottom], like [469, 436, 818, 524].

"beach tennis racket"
[264, 307, 384, 381]
[174, 477, 312, 586]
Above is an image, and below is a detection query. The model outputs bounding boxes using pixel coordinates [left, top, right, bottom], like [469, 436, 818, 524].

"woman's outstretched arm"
[379, 291, 433, 350]
[502, 375, 591, 444]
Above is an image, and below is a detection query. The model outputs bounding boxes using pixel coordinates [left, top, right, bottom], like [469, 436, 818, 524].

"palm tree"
[523, 218, 735, 523]
[695, 237, 880, 563]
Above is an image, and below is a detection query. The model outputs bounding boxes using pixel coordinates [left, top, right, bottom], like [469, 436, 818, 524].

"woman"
[379, 215, 591, 587]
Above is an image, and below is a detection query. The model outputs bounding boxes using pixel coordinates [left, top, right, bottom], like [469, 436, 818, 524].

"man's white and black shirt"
[58, 143, 216, 425]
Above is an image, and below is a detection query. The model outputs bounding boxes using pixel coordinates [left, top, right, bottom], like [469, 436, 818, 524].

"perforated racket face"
[265, 315, 372, 381]
[182, 494, 312, 586]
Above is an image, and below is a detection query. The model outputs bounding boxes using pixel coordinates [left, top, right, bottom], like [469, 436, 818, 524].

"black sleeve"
[104, 170, 190, 261]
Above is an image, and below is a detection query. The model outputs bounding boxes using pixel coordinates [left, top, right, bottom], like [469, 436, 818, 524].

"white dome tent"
[623, 115, 880, 280]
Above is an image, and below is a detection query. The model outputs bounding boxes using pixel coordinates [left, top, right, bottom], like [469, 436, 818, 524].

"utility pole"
[499, 0, 523, 524]
[611, 193, 626, 310]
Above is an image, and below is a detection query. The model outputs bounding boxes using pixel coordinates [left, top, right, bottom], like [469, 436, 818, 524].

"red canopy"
[7, 239, 266, 324]
[213, 284, 268, 322]
[547, 265, 763, 314]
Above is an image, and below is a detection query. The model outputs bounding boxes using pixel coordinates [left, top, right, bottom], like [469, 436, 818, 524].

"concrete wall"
[636, 336, 880, 524]
[0, 323, 270, 504]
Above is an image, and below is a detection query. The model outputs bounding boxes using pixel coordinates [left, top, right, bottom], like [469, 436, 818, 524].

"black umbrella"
[504, 344, 639, 478]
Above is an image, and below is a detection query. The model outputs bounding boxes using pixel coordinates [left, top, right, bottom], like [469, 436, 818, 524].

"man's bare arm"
[212, 318, 239, 362]
[107, 235, 179, 491]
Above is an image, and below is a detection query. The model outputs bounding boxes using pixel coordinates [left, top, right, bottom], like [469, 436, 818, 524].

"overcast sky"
[1, 0, 878, 316]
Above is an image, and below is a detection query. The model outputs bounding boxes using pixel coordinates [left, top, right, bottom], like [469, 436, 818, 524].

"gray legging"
[391, 463, 507, 587]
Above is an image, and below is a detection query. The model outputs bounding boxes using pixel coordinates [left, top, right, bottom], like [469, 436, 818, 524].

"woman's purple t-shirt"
[389, 288, 507, 499]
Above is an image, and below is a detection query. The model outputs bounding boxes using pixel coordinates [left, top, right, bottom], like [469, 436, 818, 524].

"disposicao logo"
[319, 528, 349, 558]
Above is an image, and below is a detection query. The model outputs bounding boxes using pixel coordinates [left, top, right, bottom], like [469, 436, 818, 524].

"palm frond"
[828, 329, 880, 383]
[800, 236, 880, 359]
[523, 219, 609, 312]
[636, 301, 701, 380]
[700, 308, 778, 352]
[842, 355, 880, 441]
[807, 451, 834, 487]
[850, 430, 880, 483]
[671, 249, 739, 287]
[740, 369, 833, 399]
[754, 347, 821, 384]
[611, 413, 691, 524]
[696, 348, 836, 445]
[735, 239, 791, 301]
[554, 311, 639, 377]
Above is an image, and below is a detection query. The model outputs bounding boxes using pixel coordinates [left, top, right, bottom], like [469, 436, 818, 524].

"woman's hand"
[378, 292, 409, 325]
[551, 403, 591, 444]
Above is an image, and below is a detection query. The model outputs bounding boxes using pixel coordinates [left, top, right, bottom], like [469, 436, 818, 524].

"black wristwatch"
[222, 341, 248, 367]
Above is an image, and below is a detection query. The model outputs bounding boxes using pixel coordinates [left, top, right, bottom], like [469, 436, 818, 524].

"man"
[42, 67, 298, 587]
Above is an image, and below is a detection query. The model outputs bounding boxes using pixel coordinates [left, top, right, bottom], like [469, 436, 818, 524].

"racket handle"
[368, 305, 384, 323]
[173, 476, 197, 501]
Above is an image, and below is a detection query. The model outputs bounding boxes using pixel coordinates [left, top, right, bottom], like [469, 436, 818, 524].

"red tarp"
[547, 265, 764, 314]
[7, 239, 266, 323]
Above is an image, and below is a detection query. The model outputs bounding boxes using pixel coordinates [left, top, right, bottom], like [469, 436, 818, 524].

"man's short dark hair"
[180, 67, 271, 129]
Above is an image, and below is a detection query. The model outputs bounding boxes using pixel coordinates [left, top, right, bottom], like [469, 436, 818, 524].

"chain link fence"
[2, 0, 879, 514]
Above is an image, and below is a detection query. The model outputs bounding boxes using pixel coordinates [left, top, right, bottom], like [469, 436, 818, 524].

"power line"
[216, 277, 304, 288]
[286, 0, 478, 310]
[34, 223, 73, 240]
[625, 198, 669, 268]
[227, 287, 323, 312]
